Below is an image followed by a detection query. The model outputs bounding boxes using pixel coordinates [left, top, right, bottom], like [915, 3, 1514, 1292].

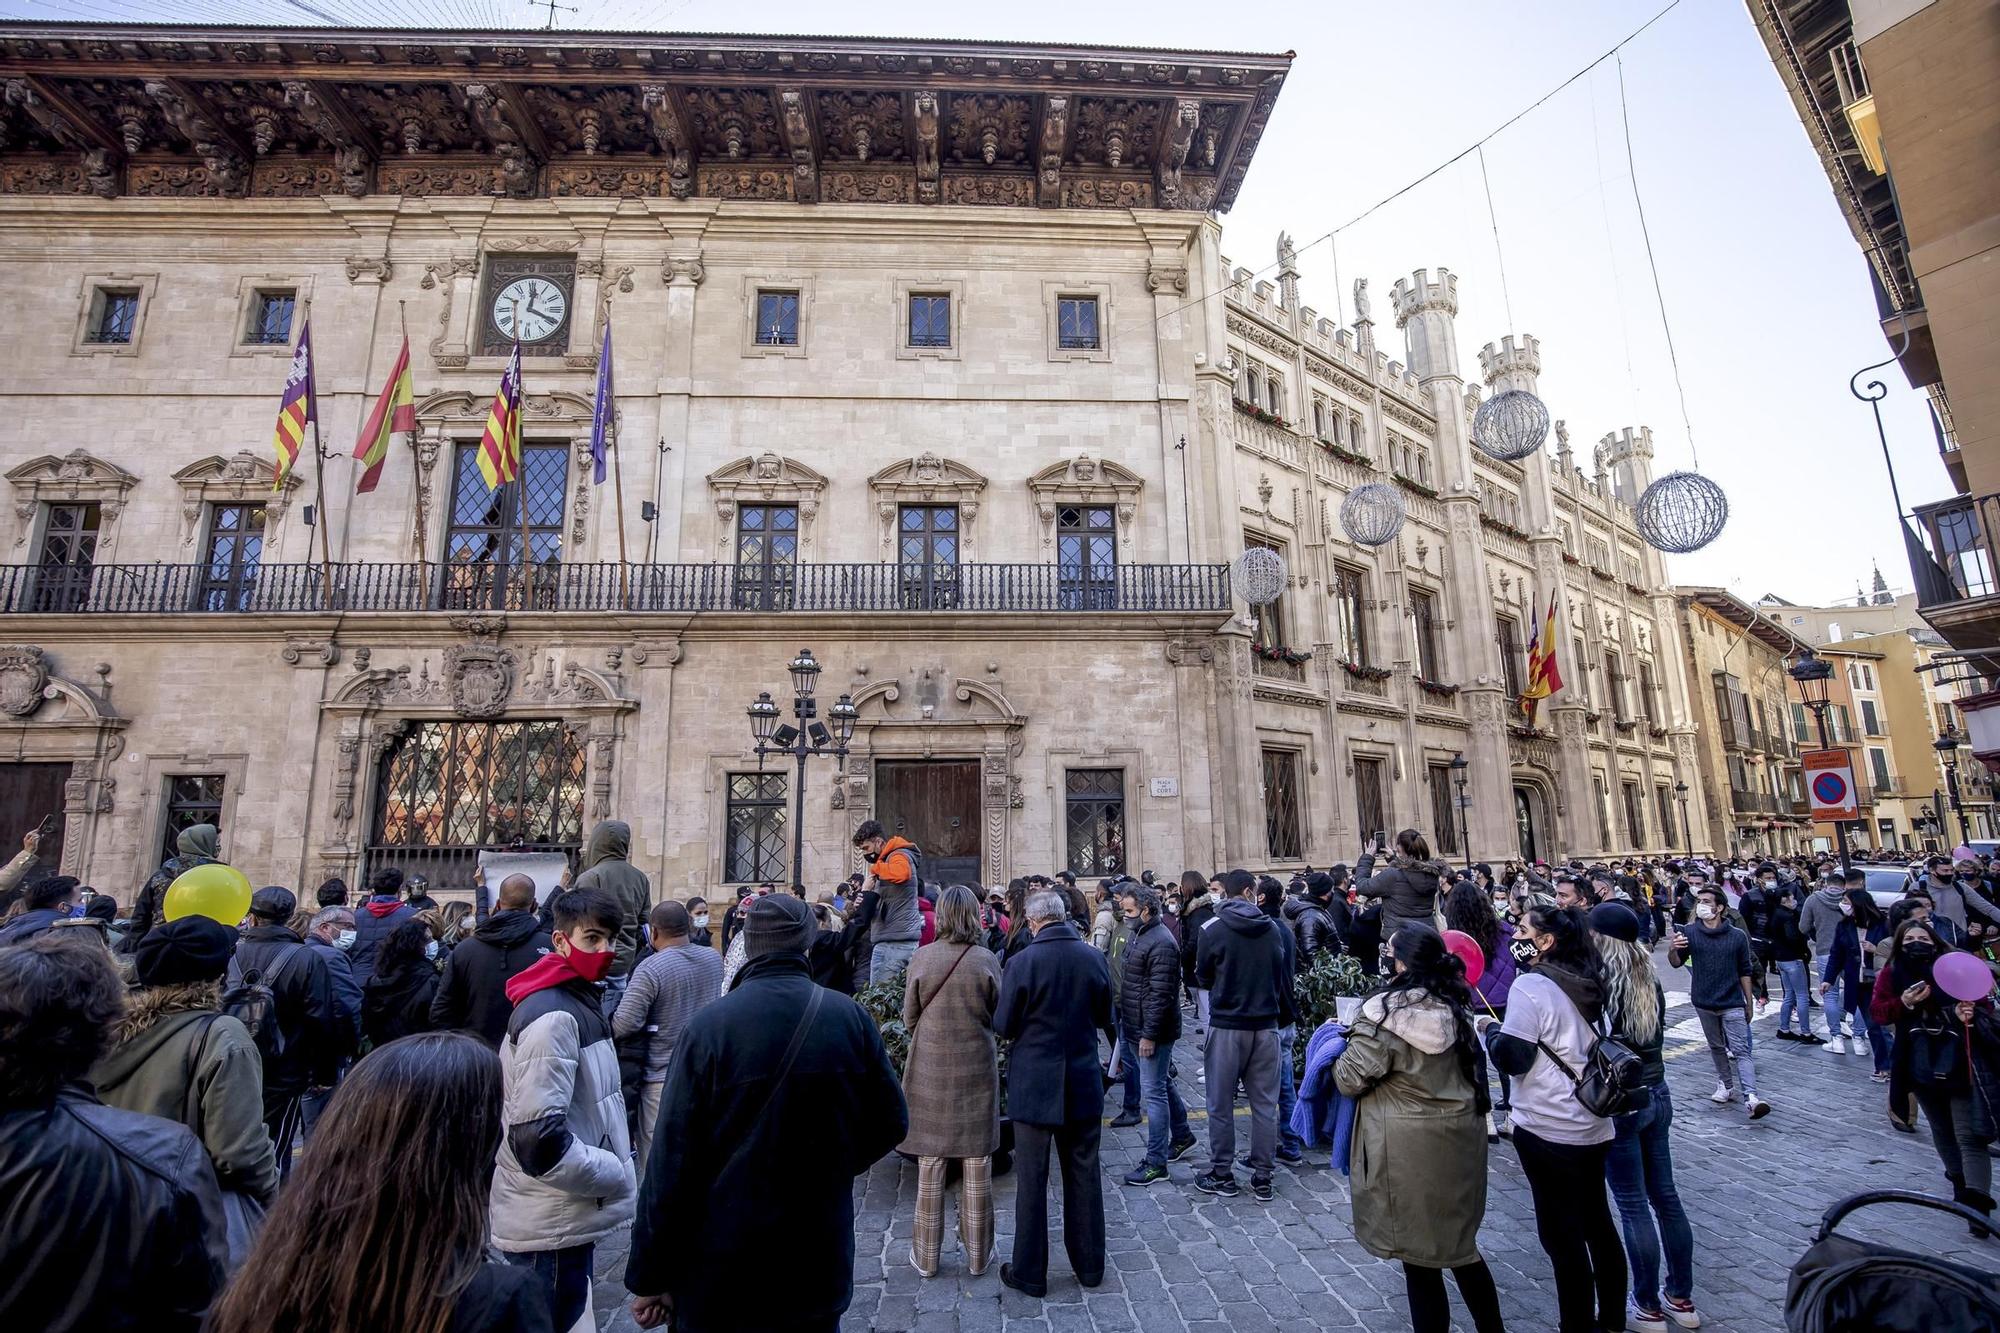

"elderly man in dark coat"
[995, 887, 1115, 1299]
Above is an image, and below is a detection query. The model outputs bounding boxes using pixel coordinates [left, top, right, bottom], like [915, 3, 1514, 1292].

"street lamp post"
[1936, 727, 1971, 849]
[1450, 751, 1470, 871]
[1788, 647, 1852, 871]
[746, 648, 859, 896]
[1675, 780, 1692, 859]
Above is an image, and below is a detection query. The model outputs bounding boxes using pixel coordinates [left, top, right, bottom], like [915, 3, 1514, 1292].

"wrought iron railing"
[0, 560, 1232, 615]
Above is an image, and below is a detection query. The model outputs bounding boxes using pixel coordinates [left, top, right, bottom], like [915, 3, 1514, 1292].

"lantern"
[1233, 546, 1288, 607]
[1472, 389, 1550, 462]
[1340, 482, 1406, 548]
[1636, 470, 1728, 554]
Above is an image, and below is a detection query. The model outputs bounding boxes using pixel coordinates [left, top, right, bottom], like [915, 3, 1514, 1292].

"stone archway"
[0, 645, 128, 881]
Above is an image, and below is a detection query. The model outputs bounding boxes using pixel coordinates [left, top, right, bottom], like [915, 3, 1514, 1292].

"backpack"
[223, 943, 305, 1066]
[1536, 1015, 1649, 1118]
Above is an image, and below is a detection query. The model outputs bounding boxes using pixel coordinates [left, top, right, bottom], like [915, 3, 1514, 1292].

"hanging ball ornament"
[1233, 545, 1288, 607]
[1636, 470, 1729, 554]
[1340, 482, 1407, 548]
[1472, 389, 1551, 462]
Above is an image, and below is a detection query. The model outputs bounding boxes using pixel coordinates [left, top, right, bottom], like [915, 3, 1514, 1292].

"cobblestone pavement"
[594, 947, 1994, 1332]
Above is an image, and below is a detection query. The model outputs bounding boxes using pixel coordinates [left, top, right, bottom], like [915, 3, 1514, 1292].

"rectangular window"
[1057, 505, 1117, 611]
[1064, 769, 1126, 876]
[162, 775, 225, 860]
[1354, 756, 1386, 847]
[734, 503, 798, 611]
[85, 288, 139, 344]
[1835, 703, 1854, 744]
[33, 501, 100, 613]
[1588, 539, 1611, 572]
[1869, 747, 1892, 793]
[442, 442, 567, 610]
[245, 289, 296, 346]
[371, 718, 586, 852]
[907, 293, 951, 349]
[1262, 749, 1303, 861]
[1497, 615, 1523, 698]
[1248, 536, 1288, 651]
[724, 772, 788, 883]
[1595, 775, 1613, 848]
[1656, 785, 1677, 843]
[1428, 762, 1460, 856]
[1332, 563, 1369, 665]
[1409, 588, 1442, 681]
[1861, 698, 1882, 735]
[1793, 701, 1812, 745]
[755, 290, 800, 346]
[898, 504, 959, 611]
[1056, 295, 1100, 350]
[198, 503, 266, 612]
[1622, 781, 1647, 847]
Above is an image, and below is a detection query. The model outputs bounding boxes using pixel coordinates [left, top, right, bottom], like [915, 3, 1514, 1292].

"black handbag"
[1537, 1019, 1648, 1118]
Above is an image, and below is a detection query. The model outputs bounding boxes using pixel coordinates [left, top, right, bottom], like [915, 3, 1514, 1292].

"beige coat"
[898, 940, 1001, 1159]
[1333, 989, 1488, 1268]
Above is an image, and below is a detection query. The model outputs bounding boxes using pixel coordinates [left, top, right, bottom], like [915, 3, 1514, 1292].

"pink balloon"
[1932, 950, 1996, 1003]
[1442, 929, 1486, 987]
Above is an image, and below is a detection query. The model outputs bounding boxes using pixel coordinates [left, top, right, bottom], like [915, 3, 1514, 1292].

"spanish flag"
[1520, 590, 1564, 721]
[271, 319, 316, 490]
[476, 342, 523, 491]
[353, 336, 415, 494]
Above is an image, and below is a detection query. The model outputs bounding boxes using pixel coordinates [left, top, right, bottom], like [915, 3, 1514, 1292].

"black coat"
[361, 961, 438, 1049]
[0, 1086, 226, 1333]
[234, 924, 342, 1094]
[1283, 897, 1342, 960]
[625, 953, 905, 1333]
[1119, 917, 1183, 1044]
[429, 910, 553, 1048]
[1178, 896, 1216, 988]
[446, 1261, 554, 1333]
[1353, 853, 1445, 939]
[996, 921, 1114, 1125]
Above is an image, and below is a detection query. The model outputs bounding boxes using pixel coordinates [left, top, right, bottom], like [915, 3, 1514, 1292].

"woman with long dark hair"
[1593, 903, 1699, 1332]
[1484, 904, 1626, 1332]
[1824, 887, 1890, 1075]
[1443, 882, 1516, 1134]
[208, 1032, 552, 1333]
[361, 919, 440, 1050]
[1334, 923, 1504, 1333]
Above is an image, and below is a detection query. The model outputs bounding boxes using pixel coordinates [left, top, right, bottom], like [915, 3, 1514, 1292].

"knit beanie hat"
[1588, 902, 1642, 944]
[742, 893, 814, 959]
[135, 915, 237, 987]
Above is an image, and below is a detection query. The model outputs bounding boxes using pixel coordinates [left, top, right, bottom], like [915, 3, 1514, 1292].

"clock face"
[492, 277, 568, 344]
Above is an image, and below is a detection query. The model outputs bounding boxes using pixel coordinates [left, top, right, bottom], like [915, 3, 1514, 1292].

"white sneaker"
[1710, 1081, 1733, 1104]
[1746, 1095, 1771, 1119]
[1663, 1296, 1702, 1328]
[1826, 1036, 1847, 1055]
[1628, 1309, 1669, 1333]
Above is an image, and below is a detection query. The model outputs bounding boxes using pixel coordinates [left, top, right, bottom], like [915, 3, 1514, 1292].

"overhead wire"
[1615, 50, 1699, 468]
[1475, 143, 1515, 333]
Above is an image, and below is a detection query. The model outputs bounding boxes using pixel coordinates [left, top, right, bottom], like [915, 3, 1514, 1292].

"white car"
[1858, 864, 1919, 911]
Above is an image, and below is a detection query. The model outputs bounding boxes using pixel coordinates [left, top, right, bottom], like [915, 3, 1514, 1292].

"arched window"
[1312, 400, 1327, 438]
[1267, 375, 1284, 415]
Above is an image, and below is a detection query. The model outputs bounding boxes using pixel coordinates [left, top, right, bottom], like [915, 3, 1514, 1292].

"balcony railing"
[0, 561, 1233, 615]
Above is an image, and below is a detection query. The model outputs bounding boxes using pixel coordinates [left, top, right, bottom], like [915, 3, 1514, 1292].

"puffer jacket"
[1354, 852, 1446, 940]
[87, 981, 279, 1205]
[1283, 896, 1341, 960]
[490, 974, 635, 1252]
[1119, 916, 1183, 1045]
[0, 1086, 227, 1333]
[866, 836, 924, 946]
[571, 820, 652, 978]
[125, 824, 219, 948]
[349, 896, 416, 987]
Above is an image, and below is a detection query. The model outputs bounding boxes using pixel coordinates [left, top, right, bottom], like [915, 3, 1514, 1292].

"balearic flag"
[353, 336, 416, 494]
[271, 320, 316, 490]
[588, 319, 613, 485]
[476, 342, 523, 491]
[1520, 590, 1565, 721]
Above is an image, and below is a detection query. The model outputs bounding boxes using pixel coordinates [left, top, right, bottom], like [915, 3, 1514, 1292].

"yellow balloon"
[162, 862, 254, 927]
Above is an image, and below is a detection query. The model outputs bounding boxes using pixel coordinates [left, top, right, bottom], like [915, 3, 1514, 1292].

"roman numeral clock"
[478, 256, 576, 356]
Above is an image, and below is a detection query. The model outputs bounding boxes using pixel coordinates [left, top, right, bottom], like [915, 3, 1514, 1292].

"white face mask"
[1492, 897, 1510, 914]
[692, 913, 710, 928]
[1695, 904, 1718, 922]
[1166, 901, 1181, 915]
[1839, 901, 1855, 917]
[424, 939, 440, 961]
[335, 928, 357, 950]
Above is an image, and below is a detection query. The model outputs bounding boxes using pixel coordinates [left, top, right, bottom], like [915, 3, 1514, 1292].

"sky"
[0, 0, 1950, 608]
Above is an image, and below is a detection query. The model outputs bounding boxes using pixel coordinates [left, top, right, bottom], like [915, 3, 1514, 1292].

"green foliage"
[854, 974, 1009, 1114]
[1291, 950, 1375, 1079]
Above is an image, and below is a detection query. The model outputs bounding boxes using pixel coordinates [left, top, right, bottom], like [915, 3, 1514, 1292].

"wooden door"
[0, 763, 68, 889]
[875, 760, 981, 887]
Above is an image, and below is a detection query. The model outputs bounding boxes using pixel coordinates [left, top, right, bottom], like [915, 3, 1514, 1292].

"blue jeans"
[870, 940, 917, 987]
[1842, 973, 1892, 1070]
[1776, 959, 1814, 1035]
[1113, 1031, 1143, 1117]
[1821, 961, 1849, 1036]
[504, 1243, 593, 1331]
[1605, 1083, 1694, 1313]
[1136, 1039, 1190, 1167]
[1276, 1025, 1302, 1155]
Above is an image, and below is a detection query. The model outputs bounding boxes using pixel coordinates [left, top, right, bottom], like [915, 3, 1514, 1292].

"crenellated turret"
[1390, 267, 1460, 381]
[1596, 426, 1656, 505]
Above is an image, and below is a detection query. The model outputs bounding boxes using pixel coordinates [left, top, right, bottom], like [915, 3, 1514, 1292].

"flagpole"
[312, 416, 337, 610]
[611, 416, 629, 608]
[400, 301, 427, 569]
[511, 306, 531, 613]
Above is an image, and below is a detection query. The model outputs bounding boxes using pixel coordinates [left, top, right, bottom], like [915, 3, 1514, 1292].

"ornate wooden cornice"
[0, 24, 1289, 207]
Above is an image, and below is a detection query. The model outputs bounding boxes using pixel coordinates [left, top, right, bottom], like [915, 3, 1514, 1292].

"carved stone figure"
[0, 645, 49, 718]
[1353, 278, 1371, 323]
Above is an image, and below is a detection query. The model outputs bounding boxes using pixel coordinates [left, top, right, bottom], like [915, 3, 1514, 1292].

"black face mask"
[1508, 937, 1541, 967]
[1903, 942, 1937, 962]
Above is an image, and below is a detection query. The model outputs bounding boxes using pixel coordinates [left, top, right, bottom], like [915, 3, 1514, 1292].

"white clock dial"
[492, 278, 568, 343]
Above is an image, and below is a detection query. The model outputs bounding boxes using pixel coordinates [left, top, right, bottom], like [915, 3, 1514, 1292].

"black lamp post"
[1935, 727, 1971, 848]
[1675, 780, 1692, 859]
[1450, 751, 1470, 870]
[1788, 647, 1851, 871]
[746, 648, 858, 895]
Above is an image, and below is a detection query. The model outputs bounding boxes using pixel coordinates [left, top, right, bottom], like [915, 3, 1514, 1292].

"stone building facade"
[0, 23, 1700, 903]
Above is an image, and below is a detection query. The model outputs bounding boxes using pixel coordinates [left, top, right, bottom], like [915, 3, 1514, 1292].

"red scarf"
[504, 947, 607, 1006]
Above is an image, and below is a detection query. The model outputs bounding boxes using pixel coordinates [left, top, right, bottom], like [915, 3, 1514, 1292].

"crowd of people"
[1, 816, 1996, 1333]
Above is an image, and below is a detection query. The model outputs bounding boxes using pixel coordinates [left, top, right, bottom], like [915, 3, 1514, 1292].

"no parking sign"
[1803, 748, 1859, 822]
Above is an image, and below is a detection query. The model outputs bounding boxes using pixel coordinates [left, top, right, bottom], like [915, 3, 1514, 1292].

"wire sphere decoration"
[1340, 482, 1407, 548]
[1472, 389, 1551, 462]
[1636, 470, 1729, 554]
[1233, 545, 1289, 606]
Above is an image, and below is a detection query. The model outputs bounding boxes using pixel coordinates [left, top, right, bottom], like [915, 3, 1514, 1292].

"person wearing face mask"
[686, 895, 713, 949]
[298, 905, 362, 1146]
[360, 920, 440, 1050]
[1797, 868, 1853, 1032]
[430, 874, 554, 1050]
[1669, 887, 1770, 1120]
[1443, 882, 1515, 1137]
[1919, 855, 2000, 936]
[1870, 916, 1997, 1234]
[1766, 883, 1822, 1045]
[233, 885, 341, 1176]
[1824, 878, 1891, 1073]
[494, 886, 637, 1329]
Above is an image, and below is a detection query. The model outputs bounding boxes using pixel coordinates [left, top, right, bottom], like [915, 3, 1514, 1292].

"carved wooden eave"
[0, 24, 1289, 208]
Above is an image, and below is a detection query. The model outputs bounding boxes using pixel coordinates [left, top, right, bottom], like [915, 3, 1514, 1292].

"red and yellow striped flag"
[353, 335, 415, 494]
[475, 342, 523, 491]
[271, 319, 316, 490]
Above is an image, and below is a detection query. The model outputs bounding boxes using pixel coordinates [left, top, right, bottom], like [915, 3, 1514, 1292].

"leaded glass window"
[34, 502, 99, 613]
[1410, 588, 1442, 681]
[162, 774, 224, 860]
[898, 505, 958, 610]
[735, 504, 797, 611]
[1263, 748, 1303, 861]
[1064, 769, 1125, 875]
[725, 772, 788, 883]
[1354, 756, 1386, 846]
[373, 719, 587, 851]
[443, 442, 567, 610]
[1057, 505, 1117, 610]
[199, 503, 265, 612]
[1057, 295, 1100, 350]
[87, 289, 138, 344]
[756, 290, 800, 346]
[247, 290, 296, 346]
[1497, 614, 1523, 698]
[907, 293, 951, 349]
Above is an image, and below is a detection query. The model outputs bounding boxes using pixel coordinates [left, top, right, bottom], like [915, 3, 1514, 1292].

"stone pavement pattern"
[593, 954, 1994, 1332]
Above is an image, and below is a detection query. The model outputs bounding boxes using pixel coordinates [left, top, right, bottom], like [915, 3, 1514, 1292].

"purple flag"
[589, 319, 613, 485]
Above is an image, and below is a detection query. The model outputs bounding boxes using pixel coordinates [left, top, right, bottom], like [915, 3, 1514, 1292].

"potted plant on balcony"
[1338, 659, 1392, 683]
[1325, 440, 1370, 468]
[1253, 644, 1313, 666]
[1415, 677, 1461, 700]
[1232, 397, 1287, 430]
